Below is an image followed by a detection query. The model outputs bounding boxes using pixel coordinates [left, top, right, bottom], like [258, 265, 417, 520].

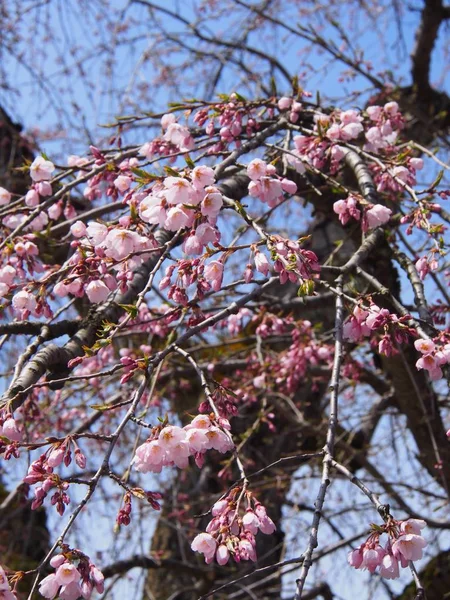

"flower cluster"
[364, 101, 404, 153]
[414, 338, 450, 381]
[139, 165, 222, 231]
[38, 551, 104, 600]
[191, 488, 276, 565]
[0, 565, 16, 600]
[133, 414, 234, 474]
[348, 518, 427, 580]
[415, 253, 439, 280]
[247, 158, 297, 207]
[2, 156, 56, 234]
[326, 109, 364, 142]
[333, 196, 392, 231]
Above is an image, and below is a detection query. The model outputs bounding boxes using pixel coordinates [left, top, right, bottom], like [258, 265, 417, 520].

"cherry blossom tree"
[0, 1, 449, 599]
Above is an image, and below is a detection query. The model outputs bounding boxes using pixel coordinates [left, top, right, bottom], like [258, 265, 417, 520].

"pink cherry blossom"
[195, 223, 218, 245]
[414, 339, 435, 354]
[50, 555, 66, 569]
[254, 251, 270, 276]
[165, 205, 194, 230]
[399, 519, 426, 535]
[277, 96, 292, 110]
[114, 175, 132, 192]
[242, 510, 260, 534]
[133, 441, 165, 473]
[392, 533, 427, 561]
[205, 427, 233, 452]
[185, 428, 209, 452]
[86, 280, 110, 303]
[247, 159, 267, 181]
[139, 194, 167, 226]
[379, 553, 400, 579]
[86, 222, 108, 245]
[191, 533, 217, 561]
[159, 425, 186, 448]
[409, 157, 424, 170]
[58, 581, 81, 600]
[30, 156, 55, 182]
[38, 574, 59, 599]
[25, 189, 39, 207]
[348, 546, 364, 569]
[201, 187, 223, 219]
[216, 544, 230, 565]
[0, 265, 16, 286]
[161, 113, 176, 129]
[164, 122, 194, 151]
[0, 187, 11, 206]
[38, 181, 52, 197]
[191, 165, 215, 189]
[12, 290, 37, 314]
[2, 417, 22, 441]
[54, 563, 81, 586]
[366, 105, 383, 120]
[365, 204, 392, 229]
[164, 177, 193, 205]
[70, 221, 87, 238]
[361, 545, 385, 573]
[204, 260, 224, 292]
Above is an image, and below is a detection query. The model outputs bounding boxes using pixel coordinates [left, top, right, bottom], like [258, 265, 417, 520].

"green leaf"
[119, 304, 139, 319]
[164, 166, 180, 177]
[184, 154, 195, 169]
[234, 92, 247, 102]
[297, 280, 315, 296]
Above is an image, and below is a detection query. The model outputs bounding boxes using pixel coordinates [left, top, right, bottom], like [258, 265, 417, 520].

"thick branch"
[411, 0, 449, 93]
[0, 320, 79, 338]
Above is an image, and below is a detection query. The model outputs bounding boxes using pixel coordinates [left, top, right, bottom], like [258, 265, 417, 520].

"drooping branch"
[0, 172, 253, 410]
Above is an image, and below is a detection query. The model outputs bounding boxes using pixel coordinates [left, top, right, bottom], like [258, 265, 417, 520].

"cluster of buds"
[268, 235, 320, 290]
[343, 304, 414, 356]
[23, 440, 86, 514]
[198, 386, 239, 418]
[275, 324, 333, 394]
[116, 489, 162, 527]
[193, 95, 261, 149]
[247, 158, 297, 208]
[277, 95, 303, 123]
[0, 565, 16, 600]
[348, 518, 427, 580]
[38, 550, 104, 600]
[191, 488, 276, 565]
[414, 338, 450, 381]
[133, 414, 234, 474]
